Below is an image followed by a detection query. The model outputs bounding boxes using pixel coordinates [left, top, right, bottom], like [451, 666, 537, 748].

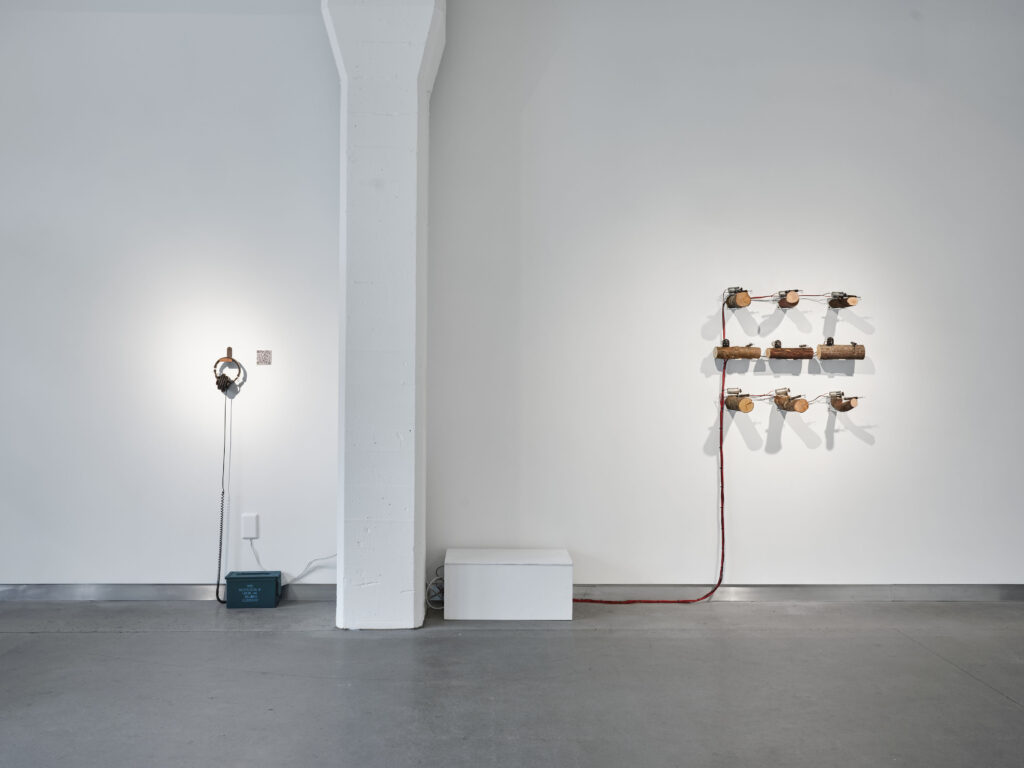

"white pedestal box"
[443, 548, 573, 621]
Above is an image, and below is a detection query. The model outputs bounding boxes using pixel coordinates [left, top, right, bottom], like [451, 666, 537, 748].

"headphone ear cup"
[216, 373, 232, 392]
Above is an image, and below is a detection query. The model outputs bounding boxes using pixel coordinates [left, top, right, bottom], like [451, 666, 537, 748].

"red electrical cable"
[572, 287, 840, 607]
[574, 358, 727, 605]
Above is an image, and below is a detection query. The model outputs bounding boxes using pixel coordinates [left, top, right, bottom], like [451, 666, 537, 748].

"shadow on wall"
[767, 358, 802, 376]
[702, 303, 875, 340]
[765, 408, 821, 452]
[699, 302, 876, 378]
[825, 408, 876, 449]
[700, 294, 876, 452]
[758, 306, 813, 335]
[703, 404, 875, 454]
[824, 307, 876, 338]
[704, 410, 766, 453]
[701, 353, 876, 378]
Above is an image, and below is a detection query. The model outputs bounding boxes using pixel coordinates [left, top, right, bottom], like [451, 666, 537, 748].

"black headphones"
[213, 347, 242, 393]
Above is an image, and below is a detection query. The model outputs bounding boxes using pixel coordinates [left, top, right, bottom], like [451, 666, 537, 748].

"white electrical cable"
[247, 538, 336, 582]
[248, 539, 335, 584]
[249, 538, 266, 570]
[288, 553, 337, 585]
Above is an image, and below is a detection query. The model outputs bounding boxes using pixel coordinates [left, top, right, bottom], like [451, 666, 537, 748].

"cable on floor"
[426, 565, 444, 610]
[574, 358, 727, 605]
[578, 287, 856, 606]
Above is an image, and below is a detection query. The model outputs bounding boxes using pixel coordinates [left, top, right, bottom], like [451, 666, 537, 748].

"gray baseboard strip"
[283, 584, 335, 601]
[573, 584, 1024, 602]
[0, 583, 337, 602]
[3, 583, 1022, 603]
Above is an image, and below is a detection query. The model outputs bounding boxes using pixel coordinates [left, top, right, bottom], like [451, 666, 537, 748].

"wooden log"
[725, 395, 755, 413]
[830, 395, 858, 412]
[714, 345, 762, 360]
[828, 295, 860, 309]
[765, 346, 813, 360]
[775, 395, 809, 413]
[777, 290, 800, 309]
[816, 343, 866, 360]
[725, 291, 751, 309]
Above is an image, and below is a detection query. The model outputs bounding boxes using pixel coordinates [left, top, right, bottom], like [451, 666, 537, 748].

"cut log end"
[725, 395, 755, 413]
[775, 395, 809, 413]
[830, 396, 858, 412]
[725, 291, 751, 309]
[778, 291, 800, 308]
[828, 296, 860, 309]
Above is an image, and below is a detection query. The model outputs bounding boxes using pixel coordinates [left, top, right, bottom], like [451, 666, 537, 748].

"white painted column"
[322, 0, 445, 629]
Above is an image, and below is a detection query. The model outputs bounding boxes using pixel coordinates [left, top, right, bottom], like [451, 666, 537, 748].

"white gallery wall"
[426, 0, 1024, 583]
[3, 0, 1023, 589]
[0, 0, 339, 583]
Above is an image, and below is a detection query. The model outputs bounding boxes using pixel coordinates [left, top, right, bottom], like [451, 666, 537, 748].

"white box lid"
[445, 548, 572, 566]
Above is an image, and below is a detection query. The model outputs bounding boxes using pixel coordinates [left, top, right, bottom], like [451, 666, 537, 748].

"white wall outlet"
[241, 513, 259, 540]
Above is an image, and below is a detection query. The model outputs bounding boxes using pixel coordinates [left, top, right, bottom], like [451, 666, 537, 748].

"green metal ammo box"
[225, 571, 282, 609]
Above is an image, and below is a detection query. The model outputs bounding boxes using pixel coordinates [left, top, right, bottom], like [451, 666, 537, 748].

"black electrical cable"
[214, 395, 228, 604]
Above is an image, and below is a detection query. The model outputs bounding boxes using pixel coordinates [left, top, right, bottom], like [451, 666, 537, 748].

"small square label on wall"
[256, 350, 272, 366]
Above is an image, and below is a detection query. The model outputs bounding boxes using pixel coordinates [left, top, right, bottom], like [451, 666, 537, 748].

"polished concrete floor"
[1, 601, 1023, 767]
